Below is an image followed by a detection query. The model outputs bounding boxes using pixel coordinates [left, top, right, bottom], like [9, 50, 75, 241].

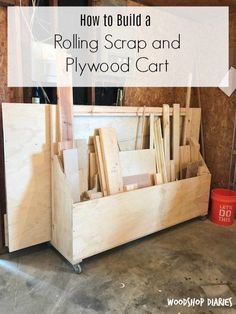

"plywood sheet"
[73, 107, 200, 151]
[2, 103, 51, 252]
[119, 149, 156, 177]
[73, 115, 145, 151]
[63, 148, 80, 202]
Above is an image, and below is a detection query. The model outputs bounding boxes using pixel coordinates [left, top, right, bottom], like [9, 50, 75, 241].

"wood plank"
[57, 87, 74, 141]
[75, 139, 88, 196]
[160, 138, 168, 182]
[189, 137, 200, 162]
[140, 107, 146, 149]
[154, 119, 168, 183]
[172, 104, 180, 179]
[84, 190, 103, 200]
[89, 152, 98, 189]
[153, 173, 163, 185]
[189, 108, 201, 141]
[94, 135, 107, 196]
[61, 140, 89, 199]
[170, 160, 176, 182]
[89, 191, 103, 200]
[149, 114, 154, 149]
[119, 149, 156, 177]
[73, 105, 199, 117]
[124, 184, 138, 192]
[50, 105, 59, 157]
[153, 120, 162, 175]
[179, 145, 191, 179]
[182, 74, 192, 145]
[63, 149, 80, 202]
[58, 140, 74, 155]
[162, 104, 170, 181]
[99, 128, 123, 195]
[72, 174, 211, 261]
[2, 103, 51, 252]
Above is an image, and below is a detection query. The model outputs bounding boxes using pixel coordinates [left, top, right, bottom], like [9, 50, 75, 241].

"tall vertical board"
[172, 104, 180, 178]
[99, 128, 123, 195]
[2, 103, 51, 252]
[162, 104, 170, 181]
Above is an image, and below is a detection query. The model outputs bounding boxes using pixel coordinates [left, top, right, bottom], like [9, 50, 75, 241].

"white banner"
[8, 6, 228, 87]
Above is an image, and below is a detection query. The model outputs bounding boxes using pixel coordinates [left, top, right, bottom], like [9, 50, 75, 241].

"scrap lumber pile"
[58, 104, 208, 202]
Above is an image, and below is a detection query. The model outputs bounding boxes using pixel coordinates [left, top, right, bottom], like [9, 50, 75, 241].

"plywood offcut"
[2, 103, 51, 252]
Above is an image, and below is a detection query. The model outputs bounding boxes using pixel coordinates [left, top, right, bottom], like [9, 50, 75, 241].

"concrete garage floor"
[0, 219, 236, 314]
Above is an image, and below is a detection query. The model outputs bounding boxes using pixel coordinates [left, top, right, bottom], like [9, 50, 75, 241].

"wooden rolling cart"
[2, 103, 211, 273]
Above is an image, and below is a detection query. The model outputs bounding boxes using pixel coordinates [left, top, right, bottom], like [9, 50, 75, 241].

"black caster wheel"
[199, 215, 208, 221]
[73, 263, 82, 274]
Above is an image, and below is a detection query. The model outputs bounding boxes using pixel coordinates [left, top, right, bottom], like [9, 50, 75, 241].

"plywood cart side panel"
[52, 156, 73, 263]
[72, 174, 211, 261]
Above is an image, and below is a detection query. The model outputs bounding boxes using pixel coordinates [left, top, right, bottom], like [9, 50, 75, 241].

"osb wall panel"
[200, 89, 236, 188]
[200, 8, 236, 188]
[124, 88, 191, 107]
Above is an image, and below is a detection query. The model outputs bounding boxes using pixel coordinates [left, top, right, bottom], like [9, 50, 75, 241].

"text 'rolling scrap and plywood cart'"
[2, 104, 211, 273]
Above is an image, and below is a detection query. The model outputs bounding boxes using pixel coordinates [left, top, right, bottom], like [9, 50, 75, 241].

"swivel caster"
[199, 215, 208, 221]
[73, 263, 82, 274]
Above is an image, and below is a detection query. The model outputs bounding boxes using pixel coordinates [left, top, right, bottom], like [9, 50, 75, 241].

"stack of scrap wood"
[151, 104, 208, 183]
[58, 104, 209, 203]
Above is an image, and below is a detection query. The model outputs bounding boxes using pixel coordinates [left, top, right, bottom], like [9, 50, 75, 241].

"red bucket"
[211, 189, 236, 226]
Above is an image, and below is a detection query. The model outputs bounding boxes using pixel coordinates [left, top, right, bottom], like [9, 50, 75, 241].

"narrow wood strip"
[94, 135, 107, 196]
[57, 87, 74, 141]
[73, 105, 198, 117]
[99, 128, 123, 195]
[149, 114, 154, 149]
[172, 104, 180, 179]
[163, 104, 170, 181]
[154, 119, 168, 183]
[170, 160, 176, 182]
